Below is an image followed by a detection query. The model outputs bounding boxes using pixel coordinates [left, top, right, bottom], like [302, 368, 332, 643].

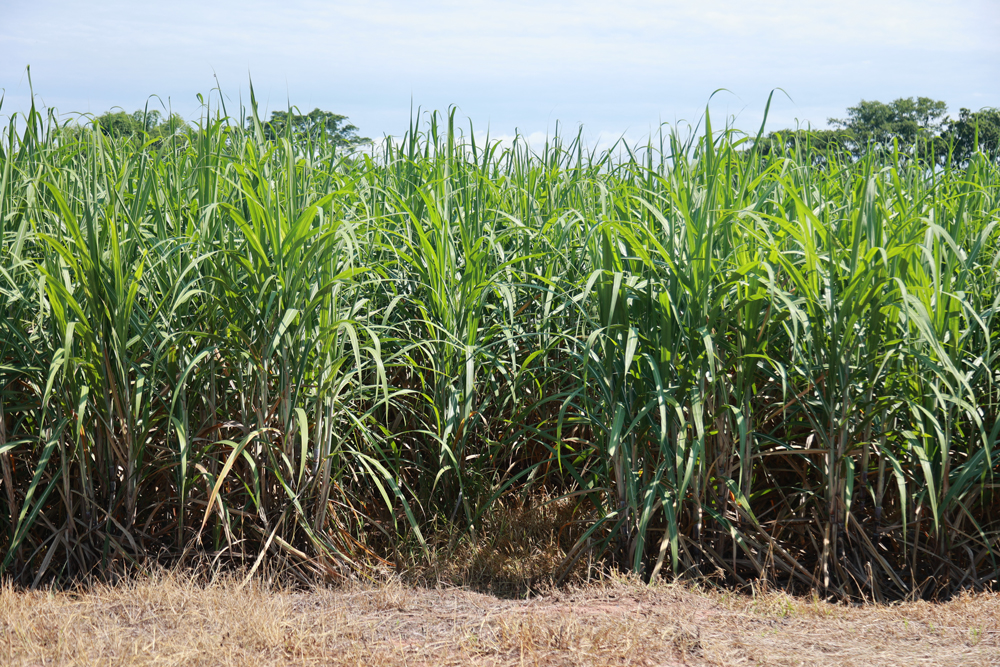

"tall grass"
[1, 94, 998, 599]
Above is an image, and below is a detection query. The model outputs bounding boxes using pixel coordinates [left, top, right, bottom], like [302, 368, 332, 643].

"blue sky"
[1, 0, 998, 144]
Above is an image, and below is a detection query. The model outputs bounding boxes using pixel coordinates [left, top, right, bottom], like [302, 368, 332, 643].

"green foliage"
[256, 108, 370, 149]
[0, 95, 998, 601]
[768, 98, 999, 166]
[759, 128, 854, 164]
[829, 96, 949, 150]
[93, 109, 191, 140]
[941, 107, 1000, 163]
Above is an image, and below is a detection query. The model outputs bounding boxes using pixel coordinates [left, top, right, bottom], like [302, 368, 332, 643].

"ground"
[0, 573, 996, 666]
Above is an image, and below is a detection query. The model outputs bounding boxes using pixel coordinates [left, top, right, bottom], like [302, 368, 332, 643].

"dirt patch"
[0, 573, 996, 666]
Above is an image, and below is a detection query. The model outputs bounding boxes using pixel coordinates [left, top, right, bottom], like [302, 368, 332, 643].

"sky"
[1, 0, 998, 145]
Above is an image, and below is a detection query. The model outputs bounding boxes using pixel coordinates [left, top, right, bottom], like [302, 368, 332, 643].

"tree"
[153, 112, 190, 140]
[255, 108, 370, 149]
[940, 107, 1000, 164]
[760, 128, 854, 164]
[828, 96, 948, 154]
[94, 109, 190, 141]
[94, 110, 144, 139]
[759, 97, 999, 166]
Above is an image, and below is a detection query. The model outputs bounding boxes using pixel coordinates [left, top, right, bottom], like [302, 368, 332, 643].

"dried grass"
[0, 570, 996, 666]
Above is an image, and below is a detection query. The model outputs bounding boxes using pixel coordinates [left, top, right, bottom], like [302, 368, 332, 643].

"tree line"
[82, 97, 998, 165]
[90, 109, 191, 141]
[87, 107, 369, 150]
[764, 97, 1000, 164]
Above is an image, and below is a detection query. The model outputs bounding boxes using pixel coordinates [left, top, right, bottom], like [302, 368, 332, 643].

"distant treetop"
[93, 109, 191, 140]
[940, 107, 1000, 163]
[251, 108, 371, 149]
[763, 97, 999, 165]
[86, 106, 371, 153]
[828, 97, 949, 148]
